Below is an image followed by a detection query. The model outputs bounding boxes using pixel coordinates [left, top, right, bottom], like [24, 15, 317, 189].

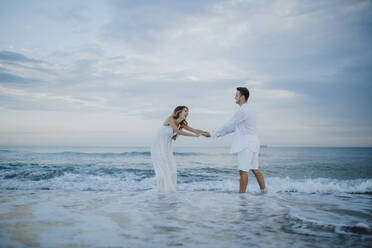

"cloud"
[0, 50, 42, 63]
[0, 71, 41, 85]
[35, 2, 92, 23]
[255, 88, 299, 100]
[0, 0, 371, 146]
[0, 50, 56, 79]
[101, 0, 218, 46]
[0, 85, 120, 112]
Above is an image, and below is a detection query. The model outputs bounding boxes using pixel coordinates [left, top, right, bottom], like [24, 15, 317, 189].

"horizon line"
[1, 145, 371, 149]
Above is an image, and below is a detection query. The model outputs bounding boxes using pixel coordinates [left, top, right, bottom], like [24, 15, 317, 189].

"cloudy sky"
[0, 0, 371, 147]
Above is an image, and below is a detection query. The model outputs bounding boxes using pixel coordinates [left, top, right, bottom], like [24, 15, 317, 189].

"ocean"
[0, 146, 371, 247]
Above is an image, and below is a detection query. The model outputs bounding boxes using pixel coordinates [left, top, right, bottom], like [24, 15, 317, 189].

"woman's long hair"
[172, 106, 188, 128]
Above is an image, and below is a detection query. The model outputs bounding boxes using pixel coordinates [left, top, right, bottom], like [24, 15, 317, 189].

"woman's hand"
[201, 132, 211, 137]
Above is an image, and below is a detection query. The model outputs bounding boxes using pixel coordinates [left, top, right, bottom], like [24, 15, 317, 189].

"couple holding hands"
[151, 87, 266, 194]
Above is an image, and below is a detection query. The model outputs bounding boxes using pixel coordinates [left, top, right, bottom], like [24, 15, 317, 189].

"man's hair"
[237, 87, 250, 101]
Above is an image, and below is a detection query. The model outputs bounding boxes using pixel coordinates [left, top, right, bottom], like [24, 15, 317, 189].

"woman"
[151, 106, 208, 193]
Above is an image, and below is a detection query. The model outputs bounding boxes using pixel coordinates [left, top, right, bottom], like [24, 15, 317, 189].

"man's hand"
[202, 132, 211, 137]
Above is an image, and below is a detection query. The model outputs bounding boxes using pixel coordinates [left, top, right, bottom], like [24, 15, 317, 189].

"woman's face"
[180, 108, 189, 119]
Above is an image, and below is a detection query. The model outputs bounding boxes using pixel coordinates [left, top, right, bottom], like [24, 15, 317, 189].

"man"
[204, 87, 266, 193]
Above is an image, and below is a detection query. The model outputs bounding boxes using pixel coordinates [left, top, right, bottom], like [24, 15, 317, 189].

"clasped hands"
[201, 131, 211, 137]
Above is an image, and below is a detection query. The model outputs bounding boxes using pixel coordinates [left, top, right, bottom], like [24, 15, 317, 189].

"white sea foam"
[287, 209, 372, 236]
[267, 177, 372, 194]
[178, 177, 372, 194]
[1, 172, 371, 195]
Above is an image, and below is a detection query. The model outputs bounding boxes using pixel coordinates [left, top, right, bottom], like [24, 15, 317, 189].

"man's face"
[235, 91, 243, 104]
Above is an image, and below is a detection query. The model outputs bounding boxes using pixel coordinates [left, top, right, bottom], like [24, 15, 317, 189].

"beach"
[0, 146, 371, 247]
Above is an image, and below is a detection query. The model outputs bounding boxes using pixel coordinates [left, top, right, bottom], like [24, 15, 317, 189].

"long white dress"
[151, 125, 177, 193]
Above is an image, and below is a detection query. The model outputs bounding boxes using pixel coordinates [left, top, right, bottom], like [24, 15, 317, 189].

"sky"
[0, 0, 371, 147]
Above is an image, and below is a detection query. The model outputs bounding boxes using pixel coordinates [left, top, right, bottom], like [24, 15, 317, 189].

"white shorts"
[237, 148, 259, 172]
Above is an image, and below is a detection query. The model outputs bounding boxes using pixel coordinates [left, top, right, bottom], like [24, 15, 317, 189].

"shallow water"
[0, 146, 371, 247]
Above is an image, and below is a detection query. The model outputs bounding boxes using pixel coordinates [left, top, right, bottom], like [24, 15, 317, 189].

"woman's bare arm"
[169, 119, 200, 137]
[181, 123, 207, 135]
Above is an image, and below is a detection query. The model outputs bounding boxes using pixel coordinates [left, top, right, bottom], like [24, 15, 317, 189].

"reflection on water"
[0, 190, 370, 247]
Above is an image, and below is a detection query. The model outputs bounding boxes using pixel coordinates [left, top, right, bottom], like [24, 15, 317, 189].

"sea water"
[0, 146, 371, 247]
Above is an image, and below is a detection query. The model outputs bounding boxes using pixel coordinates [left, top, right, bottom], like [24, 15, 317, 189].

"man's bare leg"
[251, 169, 266, 192]
[239, 170, 248, 193]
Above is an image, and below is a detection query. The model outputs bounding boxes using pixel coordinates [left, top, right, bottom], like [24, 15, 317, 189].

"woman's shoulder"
[164, 116, 175, 126]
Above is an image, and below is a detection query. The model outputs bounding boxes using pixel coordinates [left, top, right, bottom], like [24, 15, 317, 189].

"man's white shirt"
[211, 103, 260, 154]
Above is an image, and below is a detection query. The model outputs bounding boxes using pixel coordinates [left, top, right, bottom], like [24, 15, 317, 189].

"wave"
[46, 151, 151, 157]
[0, 162, 31, 169]
[1, 164, 154, 181]
[2, 165, 75, 181]
[0, 172, 156, 192]
[0, 150, 205, 158]
[55, 151, 203, 157]
[1, 162, 371, 194]
[177, 177, 372, 194]
[287, 211, 372, 235]
[0, 150, 13, 153]
[267, 177, 372, 194]
[4, 169, 65, 181]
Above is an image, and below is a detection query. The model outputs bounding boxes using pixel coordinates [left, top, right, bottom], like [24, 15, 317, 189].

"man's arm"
[211, 108, 246, 138]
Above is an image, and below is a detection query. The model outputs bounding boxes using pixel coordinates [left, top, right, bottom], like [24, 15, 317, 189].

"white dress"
[151, 125, 177, 193]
